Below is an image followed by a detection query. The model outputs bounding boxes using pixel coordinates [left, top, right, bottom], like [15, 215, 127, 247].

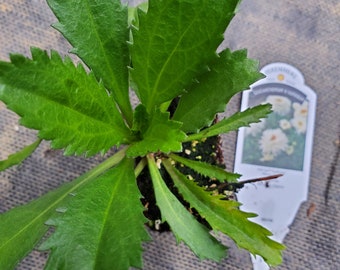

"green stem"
[182, 132, 208, 142]
[60, 146, 128, 191]
[134, 157, 147, 177]
[88, 146, 128, 177]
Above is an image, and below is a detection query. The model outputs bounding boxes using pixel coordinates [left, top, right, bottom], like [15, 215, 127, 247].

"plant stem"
[62, 146, 128, 190]
[183, 132, 207, 142]
[134, 157, 147, 177]
[91, 146, 128, 176]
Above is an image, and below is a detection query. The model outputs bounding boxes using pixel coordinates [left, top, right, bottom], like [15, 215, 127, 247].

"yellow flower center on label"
[277, 74, 285, 81]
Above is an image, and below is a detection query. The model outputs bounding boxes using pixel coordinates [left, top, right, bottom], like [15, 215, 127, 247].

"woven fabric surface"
[0, 0, 339, 269]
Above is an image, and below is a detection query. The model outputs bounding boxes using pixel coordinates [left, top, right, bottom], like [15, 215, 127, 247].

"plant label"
[234, 63, 317, 269]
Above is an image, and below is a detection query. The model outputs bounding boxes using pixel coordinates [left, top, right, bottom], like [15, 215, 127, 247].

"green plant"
[0, 0, 285, 269]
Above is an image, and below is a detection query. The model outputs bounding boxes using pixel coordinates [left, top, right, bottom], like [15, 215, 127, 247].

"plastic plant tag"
[234, 63, 317, 269]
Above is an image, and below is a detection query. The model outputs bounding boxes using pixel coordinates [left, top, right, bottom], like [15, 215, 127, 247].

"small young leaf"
[147, 155, 227, 261]
[47, 0, 133, 124]
[128, 1, 148, 27]
[127, 109, 186, 157]
[163, 159, 285, 266]
[131, 104, 150, 135]
[169, 153, 240, 183]
[173, 49, 263, 133]
[0, 48, 132, 156]
[186, 104, 272, 142]
[41, 158, 150, 270]
[130, 0, 240, 112]
[0, 139, 41, 171]
[0, 147, 127, 270]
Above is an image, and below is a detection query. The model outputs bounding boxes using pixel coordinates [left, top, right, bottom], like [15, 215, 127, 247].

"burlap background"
[0, 0, 339, 269]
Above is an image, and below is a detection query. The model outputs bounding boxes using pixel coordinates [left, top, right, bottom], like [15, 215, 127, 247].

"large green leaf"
[127, 108, 186, 157]
[173, 49, 263, 133]
[169, 153, 240, 183]
[163, 159, 285, 266]
[40, 158, 150, 270]
[147, 154, 227, 261]
[46, 0, 133, 124]
[130, 0, 240, 112]
[186, 104, 272, 142]
[0, 148, 127, 270]
[0, 48, 132, 156]
[0, 139, 41, 171]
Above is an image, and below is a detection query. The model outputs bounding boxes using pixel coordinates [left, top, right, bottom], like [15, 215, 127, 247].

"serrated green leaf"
[0, 48, 132, 156]
[173, 49, 263, 133]
[130, 0, 240, 112]
[0, 139, 41, 171]
[186, 104, 272, 142]
[147, 154, 226, 261]
[46, 0, 133, 124]
[40, 158, 150, 270]
[0, 187, 66, 270]
[0, 147, 127, 270]
[127, 109, 186, 157]
[163, 159, 285, 266]
[169, 153, 240, 183]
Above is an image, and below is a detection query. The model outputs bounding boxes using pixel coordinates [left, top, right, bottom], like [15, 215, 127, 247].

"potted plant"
[0, 0, 284, 269]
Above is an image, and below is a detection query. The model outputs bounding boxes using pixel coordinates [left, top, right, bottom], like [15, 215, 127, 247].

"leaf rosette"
[0, 0, 284, 269]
